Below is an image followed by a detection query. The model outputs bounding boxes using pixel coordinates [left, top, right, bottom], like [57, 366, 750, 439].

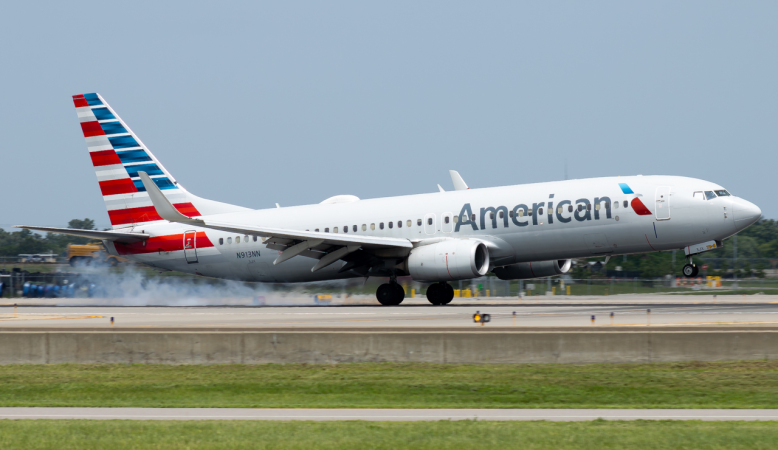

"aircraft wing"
[138, 171, 412, 271]
[14, 226, 149, 243]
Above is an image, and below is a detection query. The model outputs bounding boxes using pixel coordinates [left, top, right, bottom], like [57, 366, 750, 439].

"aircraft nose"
[733, 197, 761, 231]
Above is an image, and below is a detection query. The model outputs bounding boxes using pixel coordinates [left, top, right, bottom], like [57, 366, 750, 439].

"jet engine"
[492, 259, 572, 280]
[407, 239, 490, 281]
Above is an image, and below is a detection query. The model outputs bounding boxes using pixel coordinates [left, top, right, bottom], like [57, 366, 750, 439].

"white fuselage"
[106, 175, 759, 283]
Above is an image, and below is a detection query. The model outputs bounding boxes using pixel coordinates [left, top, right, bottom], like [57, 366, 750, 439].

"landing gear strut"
[682, 256, 698, 278]
[426, 282, 454, 305]
[376, 279, 405, 306]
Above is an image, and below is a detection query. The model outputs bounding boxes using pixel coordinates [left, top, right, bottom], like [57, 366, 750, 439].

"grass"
[2, 361, 778, 408]
[1, 420, 778, 449]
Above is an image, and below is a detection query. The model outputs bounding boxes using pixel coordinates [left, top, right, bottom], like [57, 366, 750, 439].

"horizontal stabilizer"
[14, 226, 149, 243]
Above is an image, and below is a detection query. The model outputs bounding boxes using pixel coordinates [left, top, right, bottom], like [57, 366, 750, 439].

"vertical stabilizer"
[73, 93, 249, 229]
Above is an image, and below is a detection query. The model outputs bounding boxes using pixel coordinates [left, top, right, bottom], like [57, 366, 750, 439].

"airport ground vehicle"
[67, 242, 126, 267]
[18, 93, 763, 305]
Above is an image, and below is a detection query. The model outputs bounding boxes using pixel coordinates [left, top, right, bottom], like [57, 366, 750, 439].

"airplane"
[18, 93, 762, 305]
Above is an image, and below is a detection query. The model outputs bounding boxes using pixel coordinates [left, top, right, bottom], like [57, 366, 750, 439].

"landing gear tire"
[682, 264, 698, 278]
[426, 283, 454, 305]
[377, 283, 405, 306]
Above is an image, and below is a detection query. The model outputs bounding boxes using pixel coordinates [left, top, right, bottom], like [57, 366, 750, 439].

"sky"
[1, 1, 776, 230]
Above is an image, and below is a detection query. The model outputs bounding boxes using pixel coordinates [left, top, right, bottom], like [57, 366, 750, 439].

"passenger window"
[353, 225, 357, 232]
[397, 221, 402, 228]
[334, 227, 338, 233]
[427, 218, 433, 225]
[236, 236, 241, 243]
[453, 216, 459, 223]
[509, 211, 514, 218]
[586, 204, 591, 211]
[417, 219, 422, 226]
[568, 205, 573, 213]
[244, 235, 249, 243]
[389, 222, 394, 229]
[406, 220, 412, 227]
[595, 204, 601, 211]
[380, 222, 385, 230]
[227, 237, 232, 244]
[538, 207, 543, 215]
[325, 228, 329, 233]
[528, 209, 533, 216]
[577, 205, 582, 212]
[490, 212, 494, 220]
[361, 224, 366, 232]
[605, 202, 610, 209]
[444, 216, 450, 224]
[370, 223, 375, 230]
[705, 191, 717, 200]
[614, 202, 619, 209]
[557, 207, 562, 214]
[344, 226, 348, 233]
[315, 229, 319, 232]
[518, 210, 524, 217]
[471, 214, 476, 222]
[219, 238, 224, 245]
[253, 236, 258, 241]
[623, 200, 628, 208]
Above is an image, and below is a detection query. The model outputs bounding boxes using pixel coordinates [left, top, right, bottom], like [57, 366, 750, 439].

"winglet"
[138, 171, 201, 225]
[437, 184, 446, 192]
[449, 170, 469, 190]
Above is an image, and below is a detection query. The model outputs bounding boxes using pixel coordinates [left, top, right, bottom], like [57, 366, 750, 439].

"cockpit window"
[714, 190, 731, 197]
[704, 191, 717, 200]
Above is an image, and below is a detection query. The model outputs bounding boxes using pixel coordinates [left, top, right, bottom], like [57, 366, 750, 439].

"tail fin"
[73, 93, 248, 229]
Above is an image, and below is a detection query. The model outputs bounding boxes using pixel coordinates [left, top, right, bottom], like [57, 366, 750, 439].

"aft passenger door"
[183, 230, 198, 264]
[655, 186, 671, 221]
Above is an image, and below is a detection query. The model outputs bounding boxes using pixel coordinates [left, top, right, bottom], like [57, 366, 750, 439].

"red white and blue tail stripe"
[73, 93, 246, 228]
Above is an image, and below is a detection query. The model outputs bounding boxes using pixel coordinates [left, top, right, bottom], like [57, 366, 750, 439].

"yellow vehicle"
[67, 242, 127, 267]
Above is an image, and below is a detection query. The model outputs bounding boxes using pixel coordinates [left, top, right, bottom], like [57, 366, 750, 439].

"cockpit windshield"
[704, 191, 717, 200]
[714, 190, 731, 197]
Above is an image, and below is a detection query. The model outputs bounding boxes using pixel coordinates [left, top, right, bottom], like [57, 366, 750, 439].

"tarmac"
[0, 407, 777, 421]
[1, 294, 777, 329]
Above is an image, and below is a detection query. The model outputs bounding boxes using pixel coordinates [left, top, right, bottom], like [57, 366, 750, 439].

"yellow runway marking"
[0, 315, 103, 321]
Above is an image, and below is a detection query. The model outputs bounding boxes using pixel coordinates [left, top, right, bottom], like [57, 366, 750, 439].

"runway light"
[473, 311, 490, 325]
[512, 311, 516, 326]
[110, 317, 114, 327]
[591, 315, 595, 325]
[610, 312, 614, 326]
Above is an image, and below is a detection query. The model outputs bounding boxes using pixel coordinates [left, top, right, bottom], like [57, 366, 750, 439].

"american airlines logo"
[455, 184, 651, 232]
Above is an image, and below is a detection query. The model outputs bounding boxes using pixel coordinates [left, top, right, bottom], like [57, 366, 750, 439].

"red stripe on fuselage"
[80, 121, 104, 137]
[631, 198, 652, 216]
[108, 203, 201, 226]
[90, 149, 122, 167]
[99, 178, 138, 196]
[72, 94, 89, 108]
[115, 231, 213, 255]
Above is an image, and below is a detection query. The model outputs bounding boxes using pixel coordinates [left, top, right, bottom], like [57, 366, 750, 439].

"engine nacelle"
[407, 240, 490, 281]
[492, 259, 572, 280]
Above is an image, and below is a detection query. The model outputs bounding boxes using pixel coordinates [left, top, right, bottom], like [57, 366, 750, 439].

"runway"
[1, 295, 778, 329]
[0, 407, 777, 421]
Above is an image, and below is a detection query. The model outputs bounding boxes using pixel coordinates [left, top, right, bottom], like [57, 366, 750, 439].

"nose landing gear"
[426, 282, 454, 305]
[682, 256, 699, 278]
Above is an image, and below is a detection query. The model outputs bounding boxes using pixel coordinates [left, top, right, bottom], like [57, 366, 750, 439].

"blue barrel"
[29, 284, 37, 297]
[23, 282, 30, 297]
[0, 282, 4, 297]
[53, 285, 61, 297]
[67, 284, 75, 298]
[37, 285, 44, 298]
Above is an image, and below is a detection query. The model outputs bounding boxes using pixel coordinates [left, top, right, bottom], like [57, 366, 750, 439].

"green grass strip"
[2, 361, 778, 408]
[1, 420, 778, 449]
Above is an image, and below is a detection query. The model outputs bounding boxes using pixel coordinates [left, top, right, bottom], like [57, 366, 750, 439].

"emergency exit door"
[183, 231, 198, 263]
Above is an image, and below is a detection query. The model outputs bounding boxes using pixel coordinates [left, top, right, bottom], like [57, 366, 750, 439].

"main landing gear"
[426, 282, 454, 306]
[376, 280, 405, 306]
[682, 256, 699, 278]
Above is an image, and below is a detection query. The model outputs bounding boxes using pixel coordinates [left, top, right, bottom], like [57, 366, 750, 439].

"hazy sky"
[1, 1, 776, 230]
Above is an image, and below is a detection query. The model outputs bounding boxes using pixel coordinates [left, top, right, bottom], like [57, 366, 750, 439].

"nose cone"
[733, 197, 762, 231]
